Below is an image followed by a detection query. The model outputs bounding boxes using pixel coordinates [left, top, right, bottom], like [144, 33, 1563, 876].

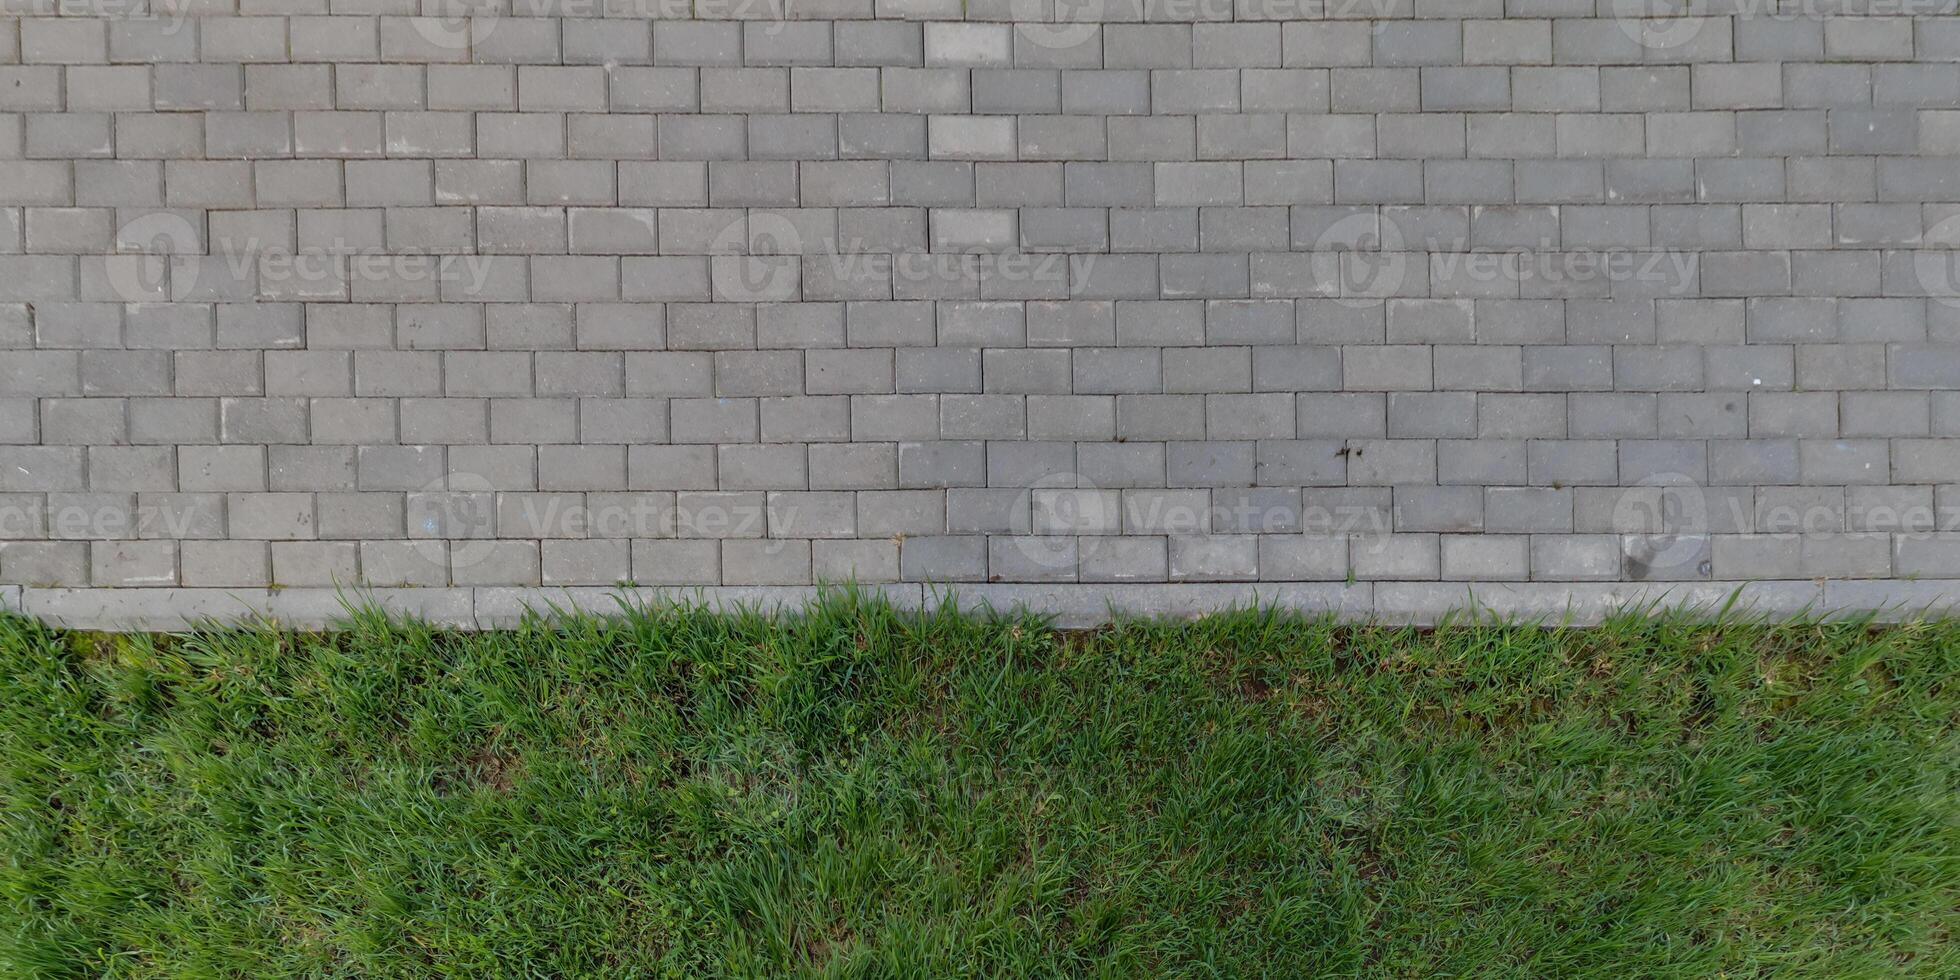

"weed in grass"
[1, 595, 1956, 976]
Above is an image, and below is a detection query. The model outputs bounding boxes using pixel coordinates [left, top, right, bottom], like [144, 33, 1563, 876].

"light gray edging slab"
[22, 589, 288, 632]
[7, 582, 1960, 631]
[19, 588, 476, 631]
[472, 584, 928, 628]
[1372, 581, 1827, 627]
[261, 588, 478, 629]
[930, 583, 1375, 629]
[1820, 580, 1960, 616]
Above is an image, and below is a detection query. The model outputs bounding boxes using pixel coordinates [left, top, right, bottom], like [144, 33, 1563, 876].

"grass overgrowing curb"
[3, 595, 1956, 975]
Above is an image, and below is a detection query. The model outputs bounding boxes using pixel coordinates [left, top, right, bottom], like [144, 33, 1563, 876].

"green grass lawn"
[3, 596, 1956, 977]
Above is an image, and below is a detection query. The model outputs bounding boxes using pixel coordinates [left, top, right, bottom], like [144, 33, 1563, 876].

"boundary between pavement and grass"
[6, 580, 1960, 631]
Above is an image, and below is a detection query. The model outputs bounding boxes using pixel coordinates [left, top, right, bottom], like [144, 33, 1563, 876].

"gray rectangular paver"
[0, 6, 1953, 627]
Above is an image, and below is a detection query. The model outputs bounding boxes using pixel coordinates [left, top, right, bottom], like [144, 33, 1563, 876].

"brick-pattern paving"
[4, 2, 1960, 606]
